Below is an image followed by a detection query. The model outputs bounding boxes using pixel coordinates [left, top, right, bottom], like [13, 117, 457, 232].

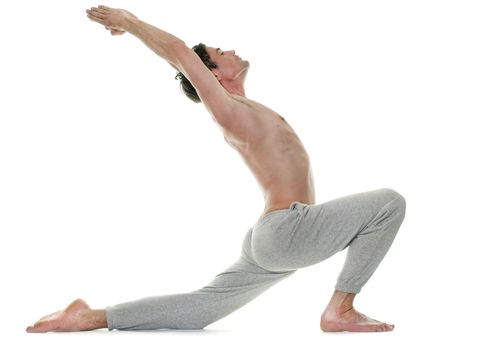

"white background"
[1, 0, 482, 349]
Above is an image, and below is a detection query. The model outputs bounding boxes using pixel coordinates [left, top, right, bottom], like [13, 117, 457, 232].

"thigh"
[200, 254, 296, 292]
[254, 188, 403, 271]
[192, 254, 296, 321]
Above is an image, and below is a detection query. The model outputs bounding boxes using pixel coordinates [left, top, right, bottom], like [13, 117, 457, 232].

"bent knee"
[382, 188, 406, 221]
[381, 188, 406, 209]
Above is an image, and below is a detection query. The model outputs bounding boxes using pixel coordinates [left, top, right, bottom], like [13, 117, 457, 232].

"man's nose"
[226, 50, 236, 55]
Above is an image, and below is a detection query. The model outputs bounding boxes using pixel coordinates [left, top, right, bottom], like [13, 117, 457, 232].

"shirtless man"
[26, 5, 406, 333]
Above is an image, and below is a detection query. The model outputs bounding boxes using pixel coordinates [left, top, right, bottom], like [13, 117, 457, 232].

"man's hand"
[103, 25, 125, 36]
[86, 5, 137, 35]
[85, 4, 184, 73]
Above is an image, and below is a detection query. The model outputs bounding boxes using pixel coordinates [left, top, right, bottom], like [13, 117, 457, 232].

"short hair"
[175, 43, 218, 103]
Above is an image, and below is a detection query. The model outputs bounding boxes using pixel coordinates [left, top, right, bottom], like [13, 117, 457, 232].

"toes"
[27, 318, 60, 333]
[26, 321, 49, 333]
[369, 323, 394, 332]
[381, 323, 394, 331]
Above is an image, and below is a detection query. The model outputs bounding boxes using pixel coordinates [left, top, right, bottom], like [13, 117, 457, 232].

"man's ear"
[212, 68, 222, 82]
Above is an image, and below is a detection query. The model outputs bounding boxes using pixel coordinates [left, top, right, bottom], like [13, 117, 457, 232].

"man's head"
[175, 43, 250, 103]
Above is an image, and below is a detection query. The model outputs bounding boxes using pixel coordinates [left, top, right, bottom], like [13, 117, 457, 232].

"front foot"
[26, 299, 104, 333]
[320, 307, 395, 332]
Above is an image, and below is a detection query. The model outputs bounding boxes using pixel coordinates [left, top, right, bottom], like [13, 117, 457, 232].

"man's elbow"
[170, 40, 188, 60]
[167, 40, 186, 70]
[170, 38, 187, 50]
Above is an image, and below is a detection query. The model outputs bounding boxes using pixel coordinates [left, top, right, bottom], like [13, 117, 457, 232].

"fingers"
[86, 15, 103, 26]
[86, 6, 126, 35]
[86, 14, 103, 26]
[111, 30, 125, 36]
[104, 25, 125, 35]
[86, 8, 106, 20]
[93, 6, 109, 15]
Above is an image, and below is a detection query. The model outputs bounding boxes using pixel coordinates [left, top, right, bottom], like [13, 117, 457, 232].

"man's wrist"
[122, 15, 140, 33]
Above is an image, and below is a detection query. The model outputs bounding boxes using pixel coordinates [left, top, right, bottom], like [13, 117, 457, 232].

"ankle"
[325, 291, 356, 315]
[335, 304, 354, 316]
[79, 309, 107, 331]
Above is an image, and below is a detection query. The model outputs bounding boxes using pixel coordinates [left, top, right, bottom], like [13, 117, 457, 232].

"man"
[26, 5, 406, 333]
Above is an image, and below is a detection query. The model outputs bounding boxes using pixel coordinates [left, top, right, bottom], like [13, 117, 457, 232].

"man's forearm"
[123, 17, 183, 67]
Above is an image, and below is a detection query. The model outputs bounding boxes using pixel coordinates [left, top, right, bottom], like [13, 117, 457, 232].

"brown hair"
[174, 43, 218, 103]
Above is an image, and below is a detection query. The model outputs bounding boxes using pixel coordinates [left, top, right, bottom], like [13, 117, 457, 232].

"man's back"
[219, 95, 316, 218]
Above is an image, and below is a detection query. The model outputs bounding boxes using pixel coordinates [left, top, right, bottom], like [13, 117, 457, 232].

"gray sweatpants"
[106, 188, 406, 330]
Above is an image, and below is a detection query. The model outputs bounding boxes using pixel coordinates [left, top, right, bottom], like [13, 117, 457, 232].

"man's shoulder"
[214, 96, 268, 143]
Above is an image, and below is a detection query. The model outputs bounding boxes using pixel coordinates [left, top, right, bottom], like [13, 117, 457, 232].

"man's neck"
[222, 81, 246, 98]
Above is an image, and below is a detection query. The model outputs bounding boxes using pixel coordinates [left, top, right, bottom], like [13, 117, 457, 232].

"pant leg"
[106, 229, 296, 330]
[334, 189, 406, 293]
[251, 188, 406, 294]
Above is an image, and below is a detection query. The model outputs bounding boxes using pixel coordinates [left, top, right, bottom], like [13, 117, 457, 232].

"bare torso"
[215, 95, 316, 220]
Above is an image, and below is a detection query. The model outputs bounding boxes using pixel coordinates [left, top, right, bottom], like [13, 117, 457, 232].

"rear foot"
[320, 307, 394, 332]
[26, 299, 93, 332]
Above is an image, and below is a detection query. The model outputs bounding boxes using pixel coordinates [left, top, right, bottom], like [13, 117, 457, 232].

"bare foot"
[320, 290, 395, 332]
[26, 299, 107, 333]
[320, 306, 395, 332]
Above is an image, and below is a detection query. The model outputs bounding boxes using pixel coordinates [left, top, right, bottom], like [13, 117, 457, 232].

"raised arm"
[86, 5, 236, 126]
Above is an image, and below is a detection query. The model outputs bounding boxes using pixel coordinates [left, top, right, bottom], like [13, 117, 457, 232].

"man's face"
[205, 46, 250, 83]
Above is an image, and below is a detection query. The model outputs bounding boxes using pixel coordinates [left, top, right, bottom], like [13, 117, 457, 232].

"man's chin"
[234, 65, 249, 81]
[241, 60, 250, 73]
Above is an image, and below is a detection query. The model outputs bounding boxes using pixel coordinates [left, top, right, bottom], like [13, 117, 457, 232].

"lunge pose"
[26, 5, 406, 333]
